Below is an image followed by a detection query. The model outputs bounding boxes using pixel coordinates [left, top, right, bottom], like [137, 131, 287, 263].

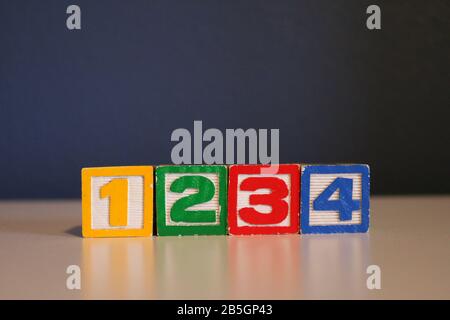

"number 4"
[313, 178, 360, 221]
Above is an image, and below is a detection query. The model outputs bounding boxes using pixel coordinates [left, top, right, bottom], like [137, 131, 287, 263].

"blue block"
[301, 164, 370, 234]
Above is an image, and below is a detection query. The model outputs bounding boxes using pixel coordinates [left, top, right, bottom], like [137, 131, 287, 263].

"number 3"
[239, 177, 289, 225]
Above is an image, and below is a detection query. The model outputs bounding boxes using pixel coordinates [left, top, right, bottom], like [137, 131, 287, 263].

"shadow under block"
[300, 164, 370, 234]
[81, 166, 154, 238]
[156, 165, 228, 236]
[228, 164, 300, 235]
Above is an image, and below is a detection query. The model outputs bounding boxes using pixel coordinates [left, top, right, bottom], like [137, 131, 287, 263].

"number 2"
[170, 175, 216, 223]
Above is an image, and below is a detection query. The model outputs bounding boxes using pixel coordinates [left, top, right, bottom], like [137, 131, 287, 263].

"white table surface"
[0, 196, 449, 299]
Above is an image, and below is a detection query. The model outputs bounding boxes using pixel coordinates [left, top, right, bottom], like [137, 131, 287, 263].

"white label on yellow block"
[91, 176, 144, 229]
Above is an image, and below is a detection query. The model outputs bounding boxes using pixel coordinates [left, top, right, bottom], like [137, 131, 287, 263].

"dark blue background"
[1, 0, 449, 198]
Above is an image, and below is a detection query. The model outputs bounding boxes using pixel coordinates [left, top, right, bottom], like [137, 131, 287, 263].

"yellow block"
[82, 166, 153, 237]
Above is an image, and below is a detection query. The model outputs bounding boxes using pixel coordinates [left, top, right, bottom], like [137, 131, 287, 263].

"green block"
[156, 165, 228, 236]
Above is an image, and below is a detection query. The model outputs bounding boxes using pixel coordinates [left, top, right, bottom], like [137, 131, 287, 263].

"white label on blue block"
[309, 173, 362, 226]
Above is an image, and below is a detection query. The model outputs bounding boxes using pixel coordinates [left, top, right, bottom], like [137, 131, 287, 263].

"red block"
[228, 164, 300, 235]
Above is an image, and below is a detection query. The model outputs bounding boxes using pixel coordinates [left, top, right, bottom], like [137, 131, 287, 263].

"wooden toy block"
[228, 164, 300, 235]
[300, 164, 370, 234]
[155, 165, 228, 236]
[81, 166, 153, 238]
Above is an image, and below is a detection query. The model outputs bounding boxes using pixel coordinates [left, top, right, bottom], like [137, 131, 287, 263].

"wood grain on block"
[155, 165, 228, 236]
[81, 166, 153, 238]
[228, 164, 300, 235]
[300, 164, 370, 234]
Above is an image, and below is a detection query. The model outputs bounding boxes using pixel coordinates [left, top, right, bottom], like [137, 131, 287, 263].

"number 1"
[100, 179, 128, 226]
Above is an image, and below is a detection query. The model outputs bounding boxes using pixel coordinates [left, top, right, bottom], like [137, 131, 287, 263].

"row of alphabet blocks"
[81, 164, 370, 237]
